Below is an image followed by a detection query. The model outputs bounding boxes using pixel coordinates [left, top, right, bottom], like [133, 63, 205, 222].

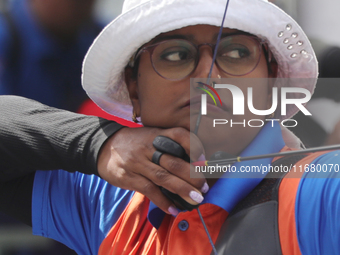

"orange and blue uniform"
[31, 122, 340, 254]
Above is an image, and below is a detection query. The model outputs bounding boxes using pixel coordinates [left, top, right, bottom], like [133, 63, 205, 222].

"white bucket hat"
[82, 0, 318, 121]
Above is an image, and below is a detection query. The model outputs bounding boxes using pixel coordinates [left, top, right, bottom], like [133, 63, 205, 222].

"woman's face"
[126, 25, 275, 157]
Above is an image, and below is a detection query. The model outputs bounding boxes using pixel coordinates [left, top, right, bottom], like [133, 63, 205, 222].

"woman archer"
[2, 0, 340, 254]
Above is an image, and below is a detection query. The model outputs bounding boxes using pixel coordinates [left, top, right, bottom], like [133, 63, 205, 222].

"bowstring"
[195, 1, 231, 255]
[193, 0, 230, 135]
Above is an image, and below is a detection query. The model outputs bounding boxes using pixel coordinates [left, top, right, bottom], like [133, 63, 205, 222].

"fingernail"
[168, 206, 179, 216]
[189, 190, 204, 204]
[198, 154, 206, 161]
[201, 182, 209, 193]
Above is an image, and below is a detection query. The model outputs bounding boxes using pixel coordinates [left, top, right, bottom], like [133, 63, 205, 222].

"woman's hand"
[97, 126, 207, 216]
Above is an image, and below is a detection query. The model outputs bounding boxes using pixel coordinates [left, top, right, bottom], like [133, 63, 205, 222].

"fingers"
[159, 153, 207, 193]
[142, 158, 206, 206]
[159, 128, 205, 162]
[98, 156, 181, 216]
[97, 126, 208, 215]
[131, 175, 180, 216]
[152, 127, 207, 195]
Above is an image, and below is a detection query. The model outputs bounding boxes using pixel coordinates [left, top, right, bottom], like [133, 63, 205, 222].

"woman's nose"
[192, 46, 221, 79]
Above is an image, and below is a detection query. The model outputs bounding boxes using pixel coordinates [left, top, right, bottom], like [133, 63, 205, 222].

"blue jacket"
[0, 0, 103, 111]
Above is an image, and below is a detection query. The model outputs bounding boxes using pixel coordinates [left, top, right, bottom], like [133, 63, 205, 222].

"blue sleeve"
[296, 151, 340, 255]
[0, 15, 12, 94]
[32, 170, 134, 255]
[0, 16, 10, 57]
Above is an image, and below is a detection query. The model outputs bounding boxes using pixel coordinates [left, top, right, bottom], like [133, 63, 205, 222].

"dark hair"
[131, 57, 141, 80]
[262, 45, 277, 76]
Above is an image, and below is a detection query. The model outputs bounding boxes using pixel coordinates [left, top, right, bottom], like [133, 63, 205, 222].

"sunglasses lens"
[151, 40, 197, 80]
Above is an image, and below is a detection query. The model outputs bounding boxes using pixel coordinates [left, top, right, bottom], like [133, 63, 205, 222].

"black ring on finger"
[152, 150, 163, 165]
